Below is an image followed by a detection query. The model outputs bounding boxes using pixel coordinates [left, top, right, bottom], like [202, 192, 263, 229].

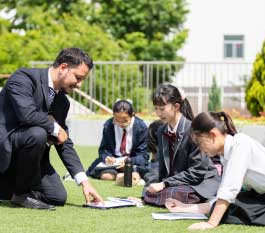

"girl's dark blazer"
[87, 116, 149, 174]
[145, 115, 220, 199]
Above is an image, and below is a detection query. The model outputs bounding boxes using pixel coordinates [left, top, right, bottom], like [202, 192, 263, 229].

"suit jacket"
[87, 116, 149, 174]
[0, 68, 84, 175]
[145, 115, 220, 199]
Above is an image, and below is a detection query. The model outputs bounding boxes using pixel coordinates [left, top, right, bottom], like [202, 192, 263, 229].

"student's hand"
[165, 198, 185, 212]
[132, 172, 141, 185]
[116, 159, 125, 169]
[188, 222, 216, 230]
[105, 156, 116, 165]
[57, 126, 68, 144]
[81, 180, 103, 204]
[146, 182, 165, 193]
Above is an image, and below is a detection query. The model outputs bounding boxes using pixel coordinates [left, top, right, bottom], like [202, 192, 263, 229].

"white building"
[180, 0, 265, 63]
[174, 0, 265, 113]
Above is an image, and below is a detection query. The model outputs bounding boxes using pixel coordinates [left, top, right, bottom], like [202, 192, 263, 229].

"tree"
[0, 0, 91, 29]
[0, 0, 189, 111]
[245, 40, 265, 116]
[90, 0, 187, 40]
[90, 0, 188, 61]
[208, 76, 221, 111]
[90, 0, 189, 86]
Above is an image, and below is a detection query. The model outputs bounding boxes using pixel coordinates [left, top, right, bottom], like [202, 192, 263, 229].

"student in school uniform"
[166, 111, 265, 230]
[87, 99, 149, 181]
[143, 84, 220, 207]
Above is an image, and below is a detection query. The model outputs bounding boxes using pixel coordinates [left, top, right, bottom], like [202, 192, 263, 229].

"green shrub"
[208, 76, 221, 111]
[245, 40, 265, 116]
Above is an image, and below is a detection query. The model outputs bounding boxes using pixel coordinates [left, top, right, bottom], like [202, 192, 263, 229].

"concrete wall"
[67, 118, 265, 146]
[67, 119, 105, 146]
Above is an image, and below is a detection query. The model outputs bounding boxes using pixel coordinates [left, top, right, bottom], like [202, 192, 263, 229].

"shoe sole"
[11, 202, 56, 211]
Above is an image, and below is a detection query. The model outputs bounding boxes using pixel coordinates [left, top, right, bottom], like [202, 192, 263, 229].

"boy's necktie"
[120, 129, 127, 156]
[48, 87, 56, 109]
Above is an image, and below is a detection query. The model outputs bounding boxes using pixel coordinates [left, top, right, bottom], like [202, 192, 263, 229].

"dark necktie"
[120, 129, 127, 156]
[163, 131, 177, 174]
[48, 87, 56, 109]
[163, 131, 177, 139]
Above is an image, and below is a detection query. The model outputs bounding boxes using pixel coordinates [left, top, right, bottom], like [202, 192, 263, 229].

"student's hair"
[147, 120, 164, 154]
[152, 83, 194, 121]
[52, 47, 93, 69]
[191, 111, 237, 136]
[112, 99, 134, 117]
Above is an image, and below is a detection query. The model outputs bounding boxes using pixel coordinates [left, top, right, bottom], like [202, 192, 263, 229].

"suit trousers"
[0, 126, 67, 206]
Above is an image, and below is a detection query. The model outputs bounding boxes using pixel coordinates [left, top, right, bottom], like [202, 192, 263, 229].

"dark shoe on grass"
[11, 194, 56, 210]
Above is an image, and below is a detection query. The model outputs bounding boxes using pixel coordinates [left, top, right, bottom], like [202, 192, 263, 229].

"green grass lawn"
[0, 146, 264, 233]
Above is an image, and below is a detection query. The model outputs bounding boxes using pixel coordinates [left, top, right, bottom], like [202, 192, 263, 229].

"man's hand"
[81, 180, 103, 204]
[57, 126, 68, 144]
[146, 182, 165, 193]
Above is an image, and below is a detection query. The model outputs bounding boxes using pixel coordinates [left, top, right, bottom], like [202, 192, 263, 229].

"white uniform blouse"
[217, 133, 265, 203]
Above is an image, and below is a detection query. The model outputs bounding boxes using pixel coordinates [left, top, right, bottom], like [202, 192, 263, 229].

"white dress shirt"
[114, 116, 135, 156]
[217, 133, 265, 203]
[48, 69, 60, 137]
[48, 69, 87, 185]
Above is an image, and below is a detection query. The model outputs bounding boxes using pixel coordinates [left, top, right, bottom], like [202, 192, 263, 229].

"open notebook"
[152, 212, 208, 220]
[95, 157, 126, 169]
[83, 198, 136, 210]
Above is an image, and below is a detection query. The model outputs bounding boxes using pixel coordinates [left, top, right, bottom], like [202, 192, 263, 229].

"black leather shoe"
[11, 194, 56, 210]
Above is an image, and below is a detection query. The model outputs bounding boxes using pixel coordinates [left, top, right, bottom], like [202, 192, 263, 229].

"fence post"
[198, 87, 202, 113]
[240, 87, 245, 109]
[146, 63, 150, 111]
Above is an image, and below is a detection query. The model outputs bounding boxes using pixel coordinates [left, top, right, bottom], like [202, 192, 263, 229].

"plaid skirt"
[215, 190, 265, 226]
[143, 185, 204, 207]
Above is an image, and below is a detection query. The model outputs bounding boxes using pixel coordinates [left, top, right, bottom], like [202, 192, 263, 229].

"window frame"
[223, 35, 244, 60]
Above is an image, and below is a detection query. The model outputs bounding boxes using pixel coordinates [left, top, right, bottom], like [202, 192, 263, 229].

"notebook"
[83, 198, 136, 210]
[152, 212, 208, 220]
[95, 157, 126, 169]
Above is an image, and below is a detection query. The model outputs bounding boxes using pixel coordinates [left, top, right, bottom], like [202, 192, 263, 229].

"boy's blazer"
[0, 68, 85, 175]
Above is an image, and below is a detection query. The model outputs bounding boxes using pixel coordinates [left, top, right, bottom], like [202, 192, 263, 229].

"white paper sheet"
[152, 212, 208, 220]
[83, 198, 136, 209]
[96, 157, 126, 168]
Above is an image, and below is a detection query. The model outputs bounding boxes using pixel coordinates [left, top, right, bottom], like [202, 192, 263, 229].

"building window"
[224, 35, 244, 59]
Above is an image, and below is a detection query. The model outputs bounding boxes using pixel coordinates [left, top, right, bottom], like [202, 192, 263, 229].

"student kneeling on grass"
[142, 84, 220, 207]
[166, 111, 265, 230]
[86, 99, 149, 184]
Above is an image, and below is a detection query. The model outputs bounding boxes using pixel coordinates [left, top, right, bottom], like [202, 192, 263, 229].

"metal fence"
[30, 61, 253, 115]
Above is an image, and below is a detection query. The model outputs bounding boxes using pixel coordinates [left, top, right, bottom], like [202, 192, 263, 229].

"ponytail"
[180, 99, 194, 121]
[215, 111, 237, 135]
[191, 111, 237, 136]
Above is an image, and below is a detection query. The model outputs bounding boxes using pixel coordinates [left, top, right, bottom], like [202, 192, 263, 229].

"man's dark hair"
[52, 48, 93, 69]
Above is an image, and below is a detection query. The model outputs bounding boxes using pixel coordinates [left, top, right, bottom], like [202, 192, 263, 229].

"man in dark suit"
[0, 47, 103, 210]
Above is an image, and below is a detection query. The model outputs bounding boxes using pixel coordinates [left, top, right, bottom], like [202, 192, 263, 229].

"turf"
[0, 146, 264, 233]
